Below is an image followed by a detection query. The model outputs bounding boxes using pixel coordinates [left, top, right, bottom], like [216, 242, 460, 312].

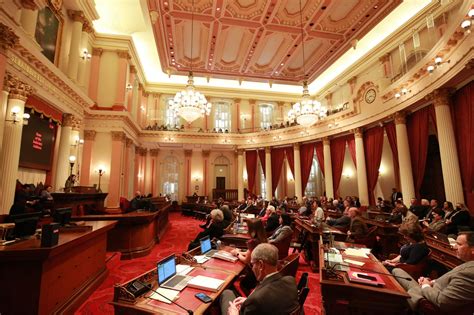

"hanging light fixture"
[287, 0, 327, 127]
[169, 0, 211, 123]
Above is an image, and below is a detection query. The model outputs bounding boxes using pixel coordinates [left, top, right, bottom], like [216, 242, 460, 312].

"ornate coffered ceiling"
[148, 0, 401, 85]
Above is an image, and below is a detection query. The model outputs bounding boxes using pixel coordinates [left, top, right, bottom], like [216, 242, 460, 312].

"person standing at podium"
[64, 175, 76, 192]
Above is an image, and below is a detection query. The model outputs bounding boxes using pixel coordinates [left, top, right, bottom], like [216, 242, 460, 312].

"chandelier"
[288, 81, 327, 127]
[171, 0, 211, 123]
[287, 0, 327, 127]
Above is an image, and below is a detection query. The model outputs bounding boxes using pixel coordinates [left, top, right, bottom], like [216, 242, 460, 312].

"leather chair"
[278, 253, 300, 277]
[353, 225, 378, 248]
[273, 232, 293, 260]
[418, 299, 474, 315]
[393, 249, 431, 280]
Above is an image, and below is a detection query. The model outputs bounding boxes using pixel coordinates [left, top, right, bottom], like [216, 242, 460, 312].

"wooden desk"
[320, 241, 410, 314]
[51, 192, 108, 215]
[425, 234, 464, 269]
[294, 218, 346, 272]
[72, 206, 170, 259]
[0, 221, 116, 315]
[361, 217, 400, 255]
[220, 233, 251, 248]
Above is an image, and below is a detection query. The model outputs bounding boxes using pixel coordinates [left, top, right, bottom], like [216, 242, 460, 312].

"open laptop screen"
[157, 255, 177, 285]
[200, 236, 212, 254]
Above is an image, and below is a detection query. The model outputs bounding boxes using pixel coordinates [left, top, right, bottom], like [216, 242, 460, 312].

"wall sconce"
[6, 106, 30, 125]
[223, 138, 230, 144]
[246, 138, 255, 144]
[342, 169, 353, 179]
[300, 130, 310, 136]
[81, 48, 91, 60]
[97, 166, 105, 193]
[328, 120, 339, 128]
[68, 155, 76, 176]
[164, 136, 174, 142]
[272, 135, 282, 141]
[394, 87, 411, 99]
[378, 165, 386, 176]
[126, 83, 133, 91]
[461, 9, 474, 33]
[426, 56, 450, 74]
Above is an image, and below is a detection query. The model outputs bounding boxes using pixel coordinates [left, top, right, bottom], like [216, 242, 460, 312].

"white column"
[323, 138, 334, 199]
[54, 114, 75, 191]
[395, 112, 416, 202]
[144, 150, 153, 195]
[0, 76, 32, 214]
[131, 79, 139, 120]
[432, 89, 464, 203]
[67, 11, 85, 81]
[20, 7, 39, 38]
[265, 147, 272, 200]
[294, 143, 303, 203]
[77, 27, 90, 87]
[354, 129, 369, 205]
[237, 150, 244, 201]
[0, 90, 9, 155]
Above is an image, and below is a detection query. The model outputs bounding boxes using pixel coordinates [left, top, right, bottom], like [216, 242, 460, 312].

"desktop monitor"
[157, 255, 177, 285]
[9, 212, 41, 239]
[53, 207, 72, 226]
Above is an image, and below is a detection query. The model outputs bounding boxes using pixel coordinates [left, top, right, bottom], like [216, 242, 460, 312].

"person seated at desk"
[445, 203, 471, 235]
[392, 232, 474, 313]
[423, 199, 443, 223]
[231, 218, 268, 264]
[268, 213, 293, 244]
[346, 208, 368, 242]
[220, 243, 299, 315]
[40, 185, 53, 201]
[412, 198, 430, 218]
[397, 201, 418, 229]
[312, 200, 325, 227]
[383, 224, 429, 272]
[326, 210, 351, 231]
[387, 206, 402, 224]
[188, 209, 225, 250]
[422, 208, 446, 233]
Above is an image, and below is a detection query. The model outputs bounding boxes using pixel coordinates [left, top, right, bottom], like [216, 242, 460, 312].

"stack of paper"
[149, 288, 180, 303]
[344, 248, 369, 258]
[187, 275, 225, 292]
[176, 264, 194, 275]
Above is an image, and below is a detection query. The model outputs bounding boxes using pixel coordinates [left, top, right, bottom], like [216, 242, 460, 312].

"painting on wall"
[34, 5, 62, 64]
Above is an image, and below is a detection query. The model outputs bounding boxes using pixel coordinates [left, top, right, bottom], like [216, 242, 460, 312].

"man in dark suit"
[393, 232, 474, 312]
[220, 243, 299, 315]
[391, 188, 402, 206]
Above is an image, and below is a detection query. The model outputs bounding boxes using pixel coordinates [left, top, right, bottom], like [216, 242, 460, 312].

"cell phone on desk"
[195, 292, 212, 303]
[356, 273, 377, 281]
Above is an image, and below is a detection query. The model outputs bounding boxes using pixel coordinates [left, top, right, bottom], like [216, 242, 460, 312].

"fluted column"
[395, 112, 416, 202]
[54, 114, 75, 191]
[88, 48, 102, 103]
[77, 23, 93, 88]
[144, 149, 153, 195]
[354, 128, 369, 205]
[249, 99, 256, 132]
[323, 137, 334, 199]
[294, 143, 303, 202]
[114, 51, 130, 110]
[80, 130, 95, 185]
[184, 149, 192, 197]
[432, 89, 464, 203]
[234, 98, 241, 132]
[150, 149, 159, 196]
[127, 140, 135, 198]
[127, 66, 136, 112]
[67, 10, 86, 81]
[202, 150, 210, 197]
[20, 3, 39, 38]
[0, 75, 32, 213]
[133, 146, 140, 193]
[265, 147, 272, 199]
[237, 149, 244, 200]
[131, 76, 139, 120]
[108, 131, 125, 208]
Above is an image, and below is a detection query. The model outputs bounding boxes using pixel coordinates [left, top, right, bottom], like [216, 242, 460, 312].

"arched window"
[162, 156, 179, 200]
[305, 158, 321, 197]
[214, 101, 231, 131]
[259, 104, 273, 130]
[165, 97, 179, 127]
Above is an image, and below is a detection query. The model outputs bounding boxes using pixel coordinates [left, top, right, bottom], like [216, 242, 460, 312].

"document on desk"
[193, 255, 210, 264]
[344, 259, 365, 267]
[149, 288, 180, 303]
[176, 264, 194, 275]
[344, 248, 369, 258]
[187, 275, 225, 292]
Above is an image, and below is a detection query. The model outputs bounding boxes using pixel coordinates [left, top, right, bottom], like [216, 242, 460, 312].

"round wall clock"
[364, 88, 376, 104]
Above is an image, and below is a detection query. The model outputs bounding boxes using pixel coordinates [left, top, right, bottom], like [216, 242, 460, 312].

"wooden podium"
[52, 187, 108, 215]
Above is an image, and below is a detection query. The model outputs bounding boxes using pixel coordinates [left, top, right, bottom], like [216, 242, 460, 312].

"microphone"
[137, 280, 193, 315]
[329, 263, 413, 281]
[180, 253, 206, 270]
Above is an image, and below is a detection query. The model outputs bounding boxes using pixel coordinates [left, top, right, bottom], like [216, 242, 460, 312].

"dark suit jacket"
[265, 213, 280, 232]
[240, 273, 299, 315]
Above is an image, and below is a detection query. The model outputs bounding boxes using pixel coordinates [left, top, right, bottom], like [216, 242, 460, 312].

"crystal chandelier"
[287, 0, 327, 127]
[169, 72, 211, 123]
[171, 0, 211, 123]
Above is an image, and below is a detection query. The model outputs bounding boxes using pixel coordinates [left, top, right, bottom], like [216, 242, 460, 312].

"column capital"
[138, 148, 148, 156]
[394, 111, 406, 125]
[236, 149, 244, 156]
[233, 98, 241, 104]
[467, 58, 474, 70]
[325, 93, 333, 105]
[0, 23, 19, 56]
[20, 0, 39, 10]
[129, 65, 137, 74]
[143, 91, 150, 98]
[82, 22, 94, 34]
[126, 138, 134, 147]
[68, 10, 87, 24]
[354, 127, 363, 138]
[150, 148, 160, 156]
[62, 113, 75, 127]
[117, 50, 131, 59]
[202, 150, 210, 158]
[249, 99, 256, 105]
[184, 149, 193, 157]
[5, 74, 33, 101]
[430, 88, 453, 108]
[347, 76, 357, 86]
[379, 53, 390, 63]
[323, 137, 331, 145]
[84, 130, 96, 140]
[277, 101, 285, 107]
[92, 48, 103, 56]
[111, 131, 126, 141]
[293, 142, 300, 150]
[265, 147, 271, 153]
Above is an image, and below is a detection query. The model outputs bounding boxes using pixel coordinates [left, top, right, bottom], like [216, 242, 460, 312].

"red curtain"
[364, 126, 384, 205]
[330, 136, 347, 197]
[258, 149, 266, 177]
[300, 142, 315, 192]
[284, 147, 295, 178]
[315, 142, 325, 176]
[385, 122, 399, 171]
[452, 81, 474, 212]
[271, 147, 286, 194]
[346, 134, 356, 168]
[407, 106, 431, 199]
[245, 150, 258, 195]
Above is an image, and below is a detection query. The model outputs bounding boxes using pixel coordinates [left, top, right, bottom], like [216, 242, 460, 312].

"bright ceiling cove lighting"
[287, 0, 327, 127]
[169, 0, 211, 123]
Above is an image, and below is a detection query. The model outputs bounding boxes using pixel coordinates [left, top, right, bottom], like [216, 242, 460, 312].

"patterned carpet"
[76, 212, 321, 314]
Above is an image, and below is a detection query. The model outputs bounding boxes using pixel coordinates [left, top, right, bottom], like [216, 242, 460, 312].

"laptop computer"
[200, 236, 218, 257]
[157, 255, 193, 291]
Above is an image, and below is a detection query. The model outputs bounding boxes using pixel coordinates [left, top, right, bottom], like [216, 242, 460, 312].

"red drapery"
[330, 136, 347, 197]
[452, 81, 474, 211]
[300, 142, 315, 192]
[315, 142, 324, 176]
[363, 126, 384, 205]
[385, 121, 400, 189]
[284, 147, 295, 178]
[271, 147, 286, 194]
[346, 134, 356, 168]
[245, 150, 258, 195]
[407, 106, 431, 199]
[258, 149, 266, 177]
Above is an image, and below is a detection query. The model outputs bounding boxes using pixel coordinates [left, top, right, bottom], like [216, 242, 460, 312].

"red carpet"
[76, 212, 321, 314]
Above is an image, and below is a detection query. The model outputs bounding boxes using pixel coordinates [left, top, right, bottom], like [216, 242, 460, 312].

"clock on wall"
[364, 88, 376, 104]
